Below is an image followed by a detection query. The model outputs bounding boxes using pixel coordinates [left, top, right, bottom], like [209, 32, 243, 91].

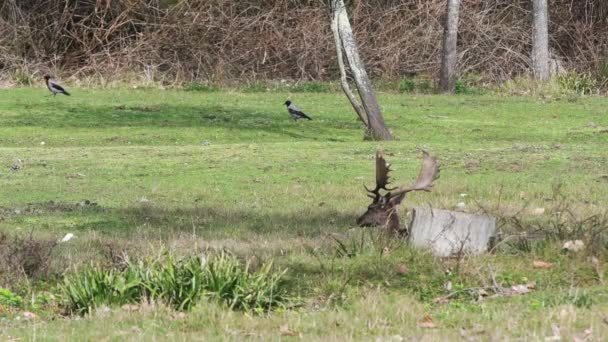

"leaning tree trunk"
[531, 0, 550, 81]
[331, 0, 393, 141]
[439, 0, 461, 93]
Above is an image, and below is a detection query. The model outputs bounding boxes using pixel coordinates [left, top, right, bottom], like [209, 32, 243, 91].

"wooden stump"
[409, 207, 496, 257]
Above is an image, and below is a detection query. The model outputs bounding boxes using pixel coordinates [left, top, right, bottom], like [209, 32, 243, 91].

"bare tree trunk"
[439, 0, 461, 93]
[531, 0, 550, 81]
[331, 9, 367, 126]
[332, 0, 392, 141]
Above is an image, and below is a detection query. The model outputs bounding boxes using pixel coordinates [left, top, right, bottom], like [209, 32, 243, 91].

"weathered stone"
[409, 207, 497, 257]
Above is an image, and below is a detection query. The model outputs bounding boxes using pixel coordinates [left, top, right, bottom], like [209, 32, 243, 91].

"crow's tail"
[63, 91, 71, 96]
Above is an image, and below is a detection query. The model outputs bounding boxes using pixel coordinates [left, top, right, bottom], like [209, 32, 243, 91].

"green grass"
[0, 88, 607, 340]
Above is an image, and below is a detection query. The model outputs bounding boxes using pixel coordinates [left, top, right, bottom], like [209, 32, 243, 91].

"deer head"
[356, 150, 440, 234]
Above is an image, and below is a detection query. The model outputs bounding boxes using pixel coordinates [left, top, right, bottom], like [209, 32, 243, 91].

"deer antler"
[364, 150, 396, 203]
[357, 150, 440, 232]
[387, 151, 440, 204]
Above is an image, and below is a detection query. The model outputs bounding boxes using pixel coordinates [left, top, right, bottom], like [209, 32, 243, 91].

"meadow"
[0, 87, 607, 340]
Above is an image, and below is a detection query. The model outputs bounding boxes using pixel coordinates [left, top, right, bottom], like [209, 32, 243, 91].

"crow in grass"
[284, 100, 312, 121]
[44, 75, 70, 96]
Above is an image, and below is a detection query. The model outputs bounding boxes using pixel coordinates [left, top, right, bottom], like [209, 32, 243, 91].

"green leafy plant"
[133, 253, 205, 311]
[331, 234, 366, 258]
[0, 288, 23, 307]
[417, 80, 433, 93]
[10, 69, 35, 86]
[291, 82, 331, 93]
[454, 80, 467, 94]
[61, 267, 140, 314]
[183, 82, 219, 92]
[398, 78, 416, 93]
[562, 289, 593, 309]
[331, 229, 394, 258]
[241, 82, 268, 93]
[61, 252, 292, 314]
[557, 70, 597, 95]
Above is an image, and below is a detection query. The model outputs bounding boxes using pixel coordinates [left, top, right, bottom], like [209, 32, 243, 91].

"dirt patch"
[0, 200, 102, 216]
[106, 136, 131, 143]
[115, 105, 163, 112]
[464, 160, 481, 174]
[496, 161, 524, 173]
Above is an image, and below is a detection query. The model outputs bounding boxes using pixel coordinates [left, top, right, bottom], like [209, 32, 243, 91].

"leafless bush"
[0, 232, 58, 284]
[0, 0, 607, 85]
[478, 185, 608, 255]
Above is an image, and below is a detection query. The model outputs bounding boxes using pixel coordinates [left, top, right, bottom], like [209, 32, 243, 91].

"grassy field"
[0, 88, 607, 340]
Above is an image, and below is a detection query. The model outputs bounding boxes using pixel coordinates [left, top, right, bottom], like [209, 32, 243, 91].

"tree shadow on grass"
[115, 205, 357, 238]
[5, 102, 360, 141]
[4, 201, 358, 238]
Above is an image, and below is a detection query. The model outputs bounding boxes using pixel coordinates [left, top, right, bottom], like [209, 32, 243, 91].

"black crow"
[284, 100, 312, 121]
[44, 75, 70, 96]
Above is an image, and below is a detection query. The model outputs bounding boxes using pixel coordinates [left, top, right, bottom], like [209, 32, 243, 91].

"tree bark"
[531, 0, 550, 81]
[409, 207, 497, 257]
[332, 0, 392, 140]
[331, 8, 367, 126]
[439, 0, 461, 93]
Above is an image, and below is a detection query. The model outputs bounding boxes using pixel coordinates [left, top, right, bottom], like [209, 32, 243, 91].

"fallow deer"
[356, 150, 440, 235]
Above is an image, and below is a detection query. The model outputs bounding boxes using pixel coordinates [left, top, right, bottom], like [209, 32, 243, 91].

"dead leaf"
[573, 328, 593, 342]
[395, 264, 408, 275]
[509, 162, 523, 172]
[545, 324, 561, 341]
[417, 315, 438, 329]
[121, 304, 139, 312]
[531, 208, 545, 216]
[22, 311, 37, 320]
[563, 240, 585, 252]
[280, 324, 298, 337]
[533, 260, 553, 269]
[510, 284, 531, 295]
[173, 312, 187, 320]
[434, 297, 449, 305]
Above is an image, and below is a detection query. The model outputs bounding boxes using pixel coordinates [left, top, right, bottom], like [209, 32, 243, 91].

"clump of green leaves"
[61, 267, 142, 314]
[290, 82, 332, 93]
[454, 80, 467, 94]
[398, 78, 416, 93]
[417, 80, 433, 93]
[331, 229, 395, 258]
[183, 82, 219, 92]
[240, 82, 268, 93]
[10, 68, 36, 86]
[61, 252, 292, 314]
[0, 288, 23, 307]
[398, 78, 434, 93]
[132, 253, 204, 311]
[557, 70, 597, 95]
